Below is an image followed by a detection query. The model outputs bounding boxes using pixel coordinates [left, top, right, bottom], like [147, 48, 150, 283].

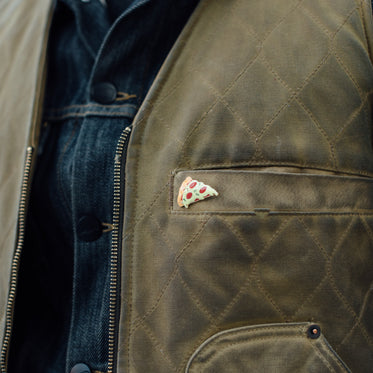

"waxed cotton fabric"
[0, 0, 53, 370]
[119, 0, 373, 371]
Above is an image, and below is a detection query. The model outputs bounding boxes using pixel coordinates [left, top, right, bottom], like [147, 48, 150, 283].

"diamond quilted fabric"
[118, 0, 373, 371]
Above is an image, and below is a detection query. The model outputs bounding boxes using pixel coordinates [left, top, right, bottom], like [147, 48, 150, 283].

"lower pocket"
[186, 322, 350, 372]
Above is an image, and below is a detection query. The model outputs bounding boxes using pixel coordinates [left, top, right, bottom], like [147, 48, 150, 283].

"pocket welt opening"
[172, 170, 373, 214]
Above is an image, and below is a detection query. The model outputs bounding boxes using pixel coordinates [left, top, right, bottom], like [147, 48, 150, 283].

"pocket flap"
[186, 322, 350, 372]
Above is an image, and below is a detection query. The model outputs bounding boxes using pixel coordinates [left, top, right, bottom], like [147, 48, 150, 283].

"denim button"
[77, 215, 103, 242]
[70, 363, 91, 373]
[91, 82, 117, 104]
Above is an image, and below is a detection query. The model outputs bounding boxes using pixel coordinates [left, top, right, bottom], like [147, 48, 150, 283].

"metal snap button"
[307, 324, 321, 339]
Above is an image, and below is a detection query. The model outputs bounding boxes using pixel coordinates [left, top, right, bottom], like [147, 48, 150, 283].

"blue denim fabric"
[9, 0, 199, 372]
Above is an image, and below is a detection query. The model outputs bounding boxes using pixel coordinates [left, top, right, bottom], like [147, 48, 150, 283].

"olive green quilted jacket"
[1, 0, 373, 372]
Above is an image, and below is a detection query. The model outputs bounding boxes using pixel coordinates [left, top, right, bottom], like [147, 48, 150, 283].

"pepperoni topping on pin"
[189, 181, 197, 188]
[200, 186, 207, 193]
[186, 192, 193, 199]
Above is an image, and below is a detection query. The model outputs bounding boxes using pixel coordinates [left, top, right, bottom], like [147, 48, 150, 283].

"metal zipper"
[0, 147, 34, 372]
[108, 126, 132, 373]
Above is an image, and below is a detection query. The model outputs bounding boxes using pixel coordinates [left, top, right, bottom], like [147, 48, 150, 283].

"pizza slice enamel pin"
[177, 177, 219, 208]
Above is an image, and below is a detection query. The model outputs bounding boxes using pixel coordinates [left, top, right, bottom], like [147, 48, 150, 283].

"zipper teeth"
[1, 147, 34, 373]
[108, 126, 132, 373]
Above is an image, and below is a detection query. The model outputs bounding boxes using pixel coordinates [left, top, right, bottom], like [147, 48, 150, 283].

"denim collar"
[44, 0, 199, 109]
[58, 0, 151, 56]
